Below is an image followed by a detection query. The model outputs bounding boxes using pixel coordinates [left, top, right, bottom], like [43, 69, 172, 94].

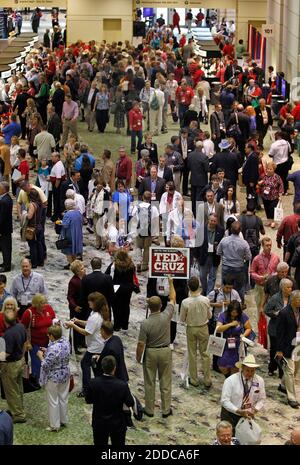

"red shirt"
[193, 68, 205, 87]
[174, 67, 184, 83]
[176, 86, 195, 106]
[222, 44, 235, 58]
[46, 61, 56, 77]
[0, 313, 5, 337]
[116, 156, 132, 183]
[19, 160, 29, 180]
[292, 104, 300, 121]
[179, 36, 186, 48]
[173, 12, 180, 26]
[21, 304, 56, 346]
[129, 108, 143, 131]
[277, 214, 300, 244]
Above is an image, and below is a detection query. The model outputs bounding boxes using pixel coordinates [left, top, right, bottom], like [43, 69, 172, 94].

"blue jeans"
[178, 104, 189, 124]
[222, 265, 245, 302]
[199, 255, 217, 296]
[131, 129, 143, 152]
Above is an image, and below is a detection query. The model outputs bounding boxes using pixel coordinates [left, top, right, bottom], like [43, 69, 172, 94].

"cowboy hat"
[218, 139, 231, 150]
[235, 354, 260, 369]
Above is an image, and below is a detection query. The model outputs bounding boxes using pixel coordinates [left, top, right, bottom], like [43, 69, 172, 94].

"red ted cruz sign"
[149, 248, 190, 279]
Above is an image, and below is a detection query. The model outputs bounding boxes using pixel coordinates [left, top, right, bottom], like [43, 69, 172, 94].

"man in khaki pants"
[181, 276, 212, 389]
[0, 307, 27, 423]
[136, 279, 176, 418]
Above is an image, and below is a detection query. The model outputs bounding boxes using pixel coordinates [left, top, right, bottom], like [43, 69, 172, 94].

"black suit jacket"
[227, 111, 250, 141]
[211, 151, 241, 186]
[97, 335, 129, 382]
[13, 92, 29, 115]
[277, 304, 298, 358]
[47, 113, 62, 143]
[138, 176, 166, 201]
[80, 271, 115, 314]
[0, 193, 12, 235]
[52, 88, 65, 117]
[187, 150, 210, 187]
[198, 225, 225, 266]
[85, 374, 134, 430]
[242, 152, 259, 186]
[255, 106, 273, 132]
[162, 167, 173, 183]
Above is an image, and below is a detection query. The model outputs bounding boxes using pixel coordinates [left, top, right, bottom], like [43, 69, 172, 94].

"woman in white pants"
[37, 325, 71, 432]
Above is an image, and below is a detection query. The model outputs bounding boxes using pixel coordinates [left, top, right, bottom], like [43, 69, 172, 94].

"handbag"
[274, 200, 284, 222]
[206, 328, 226, 357]
[235, 418, 262, 445]
[227, 112, 242, 139]
[110, 102, 117, 114]
[258, 313, 268, 349]
[24, 309, 33, 352]
[69, 374, 75, 392]
[55, 238, 70, 250]
[132, 270, 140, 294]
[25, 226, 36, 241]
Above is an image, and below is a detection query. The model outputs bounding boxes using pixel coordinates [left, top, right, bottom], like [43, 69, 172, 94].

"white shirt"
[10, 144, 20, 167]
[149, 88, 165, 109]
[75, 193, 86, 214]
[166, 79, 178, 100]
[85, 311, 104, 353]
[203, 139, 215, 159]
[269, 139, 290, 165]
[131, 201, 160, 236]
[50, 160, 65, 180]
[166, 207, 193, 241]
[221, 372, 266, 415]
[159, 191, 182, 215]
[192, 95, 208, 115]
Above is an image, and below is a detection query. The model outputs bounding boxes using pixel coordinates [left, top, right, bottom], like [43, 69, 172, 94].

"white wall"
[267, 0, 300, 84]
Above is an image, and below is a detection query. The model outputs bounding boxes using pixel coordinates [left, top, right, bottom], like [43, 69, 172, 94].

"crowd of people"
[0, 10, 300, 446]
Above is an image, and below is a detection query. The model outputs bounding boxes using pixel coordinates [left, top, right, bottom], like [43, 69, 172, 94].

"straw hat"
[235, 354, 260, 369]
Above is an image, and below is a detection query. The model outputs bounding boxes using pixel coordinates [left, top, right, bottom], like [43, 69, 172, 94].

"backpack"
[137, 204, 152, 237]
[240, 215, 260, 254]
[150, 91, 160, 111]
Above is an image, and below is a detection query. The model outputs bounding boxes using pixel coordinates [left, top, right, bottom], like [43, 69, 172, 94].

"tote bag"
[206, 328, 226, 357]
[274, 200, 284, 223]
[235, 418, 262, 445]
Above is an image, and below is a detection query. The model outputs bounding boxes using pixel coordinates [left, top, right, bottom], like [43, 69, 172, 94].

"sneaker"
[288, 400, 299, 409]
[162, 408, 173, 419]
[13, 417, 27, 424]
[46, 426, 59, 432]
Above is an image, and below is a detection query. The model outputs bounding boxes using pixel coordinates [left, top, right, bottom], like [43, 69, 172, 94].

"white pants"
[45, 379, 69, 429]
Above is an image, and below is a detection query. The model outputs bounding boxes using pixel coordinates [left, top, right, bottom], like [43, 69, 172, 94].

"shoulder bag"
[24, 309, 33, 352]
[25, 207, 37, 241]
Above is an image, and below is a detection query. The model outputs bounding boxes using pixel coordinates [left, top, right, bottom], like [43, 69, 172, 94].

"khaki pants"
[254, 284, 265, 319]
[173, 171, 181, 192]
[0, 358, 26, 421]
[62, 119, 78, 147]
[149, 108, 162, 135]
[282, 357, 300, 402]
[186, 325, 211, 386]
[143, 347, 172, 415]
[85, 106, 96, 131]
[136, 236, 152, 270]
[162, 109, 168, 131]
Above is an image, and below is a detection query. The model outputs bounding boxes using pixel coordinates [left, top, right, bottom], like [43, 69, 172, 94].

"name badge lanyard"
[22, 274, 33, 294]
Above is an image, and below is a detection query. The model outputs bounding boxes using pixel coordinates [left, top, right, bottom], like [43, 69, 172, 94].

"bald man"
[285, 429, 300, 445]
